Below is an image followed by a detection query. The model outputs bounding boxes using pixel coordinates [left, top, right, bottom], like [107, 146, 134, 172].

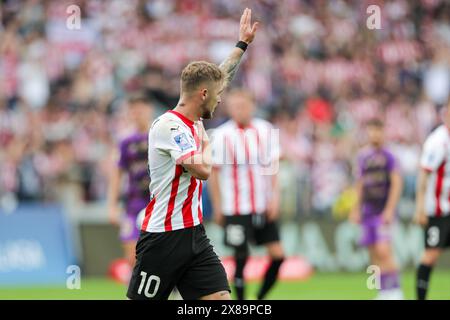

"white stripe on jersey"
[420, 125, 450, 217]
[142, 110, 203, 232]
[211, 118, 278, 216]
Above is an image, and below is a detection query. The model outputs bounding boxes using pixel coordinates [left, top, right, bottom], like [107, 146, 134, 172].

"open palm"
[239, 8, 259, 44]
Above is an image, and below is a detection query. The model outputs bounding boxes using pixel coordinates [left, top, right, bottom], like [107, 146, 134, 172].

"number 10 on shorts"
[138, 271, 161, 298]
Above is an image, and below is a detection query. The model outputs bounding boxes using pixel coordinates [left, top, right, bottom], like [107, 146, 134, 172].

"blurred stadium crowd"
[0, 0, 449, 220]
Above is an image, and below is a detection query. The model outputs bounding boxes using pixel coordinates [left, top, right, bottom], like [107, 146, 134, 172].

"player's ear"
[201, 88, 208, 101]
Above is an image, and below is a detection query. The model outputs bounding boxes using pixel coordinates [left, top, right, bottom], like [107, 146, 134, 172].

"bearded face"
[201, 108, 213, 119]
[199, 81, 223, 120]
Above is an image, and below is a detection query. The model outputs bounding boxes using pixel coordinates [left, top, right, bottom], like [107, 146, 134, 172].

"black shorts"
[424, 216, 450, 249]
[224, 214, 280, 250]
[127, 224, 230, 300]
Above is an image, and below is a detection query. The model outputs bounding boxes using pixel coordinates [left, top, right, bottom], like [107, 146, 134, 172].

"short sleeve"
[386, 151, 398, 173]
[420, 135, 445, 172]
[154, 120, 198, 163]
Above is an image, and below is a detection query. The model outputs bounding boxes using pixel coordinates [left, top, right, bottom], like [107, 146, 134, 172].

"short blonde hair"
[181, 61, 224, 92]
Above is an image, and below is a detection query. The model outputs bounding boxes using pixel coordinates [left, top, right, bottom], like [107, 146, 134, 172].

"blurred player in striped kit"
[415, 104, 450, 300]
[350, 118, 404, 300]
[107, 95, 153, 270]
[209, 89, 285, 300]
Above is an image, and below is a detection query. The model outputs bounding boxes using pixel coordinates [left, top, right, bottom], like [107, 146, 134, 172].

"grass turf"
[0, 270, 449, 300]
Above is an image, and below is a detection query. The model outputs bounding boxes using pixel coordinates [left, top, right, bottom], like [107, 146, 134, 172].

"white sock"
[375, 288, 404, 300]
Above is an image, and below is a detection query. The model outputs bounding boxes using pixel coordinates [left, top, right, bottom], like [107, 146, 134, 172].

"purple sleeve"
[386, 151, 398, 173]
[118, 140, 128, 169]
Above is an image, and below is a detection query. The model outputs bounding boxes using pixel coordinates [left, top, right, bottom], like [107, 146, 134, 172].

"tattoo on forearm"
[219, 50, 244, 87]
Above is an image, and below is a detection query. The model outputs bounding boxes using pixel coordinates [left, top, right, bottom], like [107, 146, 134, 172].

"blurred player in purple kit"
[107, 95, 153, 269]
[349, 118, 404, 300]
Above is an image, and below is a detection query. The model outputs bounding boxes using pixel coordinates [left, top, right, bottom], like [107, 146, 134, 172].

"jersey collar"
[168, 110, 195, 128]
[235, 120, 253, 130]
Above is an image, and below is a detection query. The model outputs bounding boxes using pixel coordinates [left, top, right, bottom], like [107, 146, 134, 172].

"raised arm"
[219, 8, 259, 89]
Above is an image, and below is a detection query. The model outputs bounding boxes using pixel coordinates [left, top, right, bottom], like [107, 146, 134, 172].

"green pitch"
[0, 270, 449, 300]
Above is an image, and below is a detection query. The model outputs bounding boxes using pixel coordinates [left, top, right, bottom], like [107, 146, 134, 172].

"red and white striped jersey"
[420, 125, 450, 217]
[141, 110, 203, 232]
[211, 118, 279, 216]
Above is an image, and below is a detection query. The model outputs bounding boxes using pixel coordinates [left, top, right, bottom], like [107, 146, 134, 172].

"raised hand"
[219, 8, 259, 88]
[239, 8, 259, 44]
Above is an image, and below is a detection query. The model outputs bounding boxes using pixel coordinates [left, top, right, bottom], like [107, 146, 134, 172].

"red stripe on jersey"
[168, 110, 194, 127]
[192, 127, 200, 148]
[141, 196, 156, 231]
[197, 181, 203, 223]
[252, 125, 261, 212]
[239, 129, 256, 214]
[164, 165, 183, 231]
[176, 150, 197, 164]
[226, 135, 240, 215]
[187, 123, 200, 148]
[182, 177, 197, 228]
[168, 110, 200, 148]
[435, 161, 446, 217]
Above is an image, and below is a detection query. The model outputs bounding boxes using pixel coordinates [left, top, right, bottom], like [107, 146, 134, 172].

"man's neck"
[371, 143, 383, 150]
[173, 97, 200, 123]
[137, 125, 149, 134]
[235, 120, 251, 129]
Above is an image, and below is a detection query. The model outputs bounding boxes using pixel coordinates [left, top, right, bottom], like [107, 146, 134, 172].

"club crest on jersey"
[174, 133, 192, 151]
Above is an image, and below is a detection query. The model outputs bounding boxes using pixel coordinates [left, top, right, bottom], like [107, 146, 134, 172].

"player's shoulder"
[424, 125, 448, 147]
[379, 144, 395, 157]
[151, 112, 185, 133]
[251, 117, 274, 131]
[153, 112, 178, 126]
[381, 146, 398, 164]
[215, 119, 234, 130]
[357, 145, 373, 160]
[209, 121, 232, 143]
[119, 133, 138, 147]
